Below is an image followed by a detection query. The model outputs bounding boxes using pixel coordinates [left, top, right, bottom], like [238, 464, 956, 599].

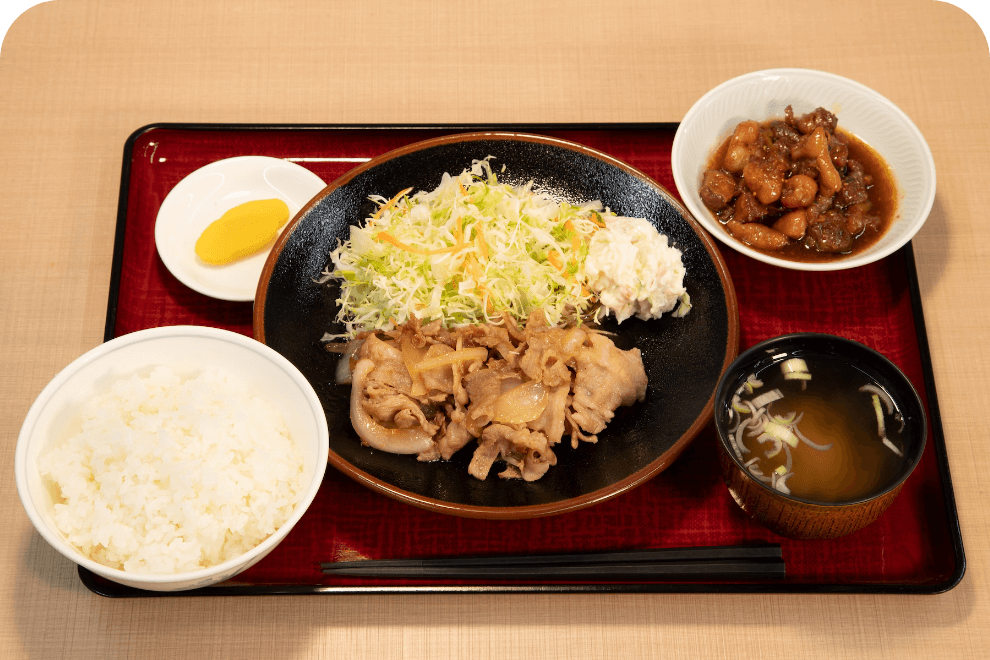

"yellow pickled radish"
[194, 198, 290, 265]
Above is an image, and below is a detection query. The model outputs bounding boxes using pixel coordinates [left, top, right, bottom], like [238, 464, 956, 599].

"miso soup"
[725, 356, 907, 503]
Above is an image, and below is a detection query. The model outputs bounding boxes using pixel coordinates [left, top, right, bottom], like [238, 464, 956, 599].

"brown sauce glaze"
[701, 108, 898, 264]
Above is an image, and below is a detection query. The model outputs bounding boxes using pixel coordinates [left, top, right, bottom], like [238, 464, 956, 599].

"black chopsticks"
[320, 544, 785, 581]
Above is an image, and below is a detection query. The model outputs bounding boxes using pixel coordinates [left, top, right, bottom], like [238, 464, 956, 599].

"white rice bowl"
[15, 326, 329, 592]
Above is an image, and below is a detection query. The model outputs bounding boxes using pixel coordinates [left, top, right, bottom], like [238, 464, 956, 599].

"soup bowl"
[713, 333, 926, 539]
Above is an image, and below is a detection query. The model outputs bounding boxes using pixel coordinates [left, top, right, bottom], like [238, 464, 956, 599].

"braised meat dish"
[699, 106, 896, 261]
[341, 311, 648, 481]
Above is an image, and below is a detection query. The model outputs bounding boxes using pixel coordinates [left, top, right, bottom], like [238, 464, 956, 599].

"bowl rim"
[254, 130, 740, 519]
[15, 325, 330, 586]
[671, 67, 937, 272]
[713, 332, 927, 508]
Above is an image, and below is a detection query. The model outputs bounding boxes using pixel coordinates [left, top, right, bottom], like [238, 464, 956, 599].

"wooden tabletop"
[2, 1, 989, 658]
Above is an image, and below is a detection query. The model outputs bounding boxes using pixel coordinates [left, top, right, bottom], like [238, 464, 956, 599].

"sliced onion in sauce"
[491, 381, 549, 424]
[408, 346, 488, 374]
[400, 338, 431, 396]
[333, 338, 365, 385]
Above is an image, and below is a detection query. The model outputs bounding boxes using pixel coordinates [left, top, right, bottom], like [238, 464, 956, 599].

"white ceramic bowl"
[671, 68, 936, 271]
[15, 326, 329, 592]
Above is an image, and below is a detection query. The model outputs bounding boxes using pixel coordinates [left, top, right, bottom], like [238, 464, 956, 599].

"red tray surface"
[94, 125, 962, 594]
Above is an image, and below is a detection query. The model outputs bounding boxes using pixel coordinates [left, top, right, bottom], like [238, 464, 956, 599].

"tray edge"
[93, 123, 965, 598]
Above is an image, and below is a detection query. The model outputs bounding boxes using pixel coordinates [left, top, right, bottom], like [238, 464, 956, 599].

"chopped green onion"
[761, 419, 799, 448]
[882, 437, 903, 457]
[872, 393, 886, 438]
[751, 388, 783, 410]
[781, 358, 811, 381]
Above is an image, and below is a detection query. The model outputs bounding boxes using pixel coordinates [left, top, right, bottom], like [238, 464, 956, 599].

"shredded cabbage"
[324, 158, 607, 338]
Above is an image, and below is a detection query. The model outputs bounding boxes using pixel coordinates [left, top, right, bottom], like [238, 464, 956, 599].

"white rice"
[38, 366, 305, 574]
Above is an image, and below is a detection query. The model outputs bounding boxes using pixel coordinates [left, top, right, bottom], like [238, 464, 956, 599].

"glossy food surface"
[256, 132, 739, 518]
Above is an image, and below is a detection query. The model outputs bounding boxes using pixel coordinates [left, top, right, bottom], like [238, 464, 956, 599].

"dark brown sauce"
[707, 127, 898, 264]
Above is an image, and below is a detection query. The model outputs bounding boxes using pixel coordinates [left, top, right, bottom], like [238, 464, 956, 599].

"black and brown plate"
[254, 132, 739, 519]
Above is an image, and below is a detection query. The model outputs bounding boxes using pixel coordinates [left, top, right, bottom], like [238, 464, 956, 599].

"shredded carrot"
[372, 187, 413, 220]
[464, 254, 484, 280]
[475, 223, 489, 261]
[547, 251, 564, 271]
[478, 282, 494, 314]
[429, 244, 468, 255]
[462, 254, 493, 312]
[375, 231, 428, 255]
[374, 231, 467, 256]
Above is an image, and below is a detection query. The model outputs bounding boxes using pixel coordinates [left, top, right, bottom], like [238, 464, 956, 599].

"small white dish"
[15, 326, 330, 592]
[671, 68, 936, 271]
[155, 156, 326, 300]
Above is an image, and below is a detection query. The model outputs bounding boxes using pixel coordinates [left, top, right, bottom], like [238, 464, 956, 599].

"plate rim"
[255, 131, 740, 519]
